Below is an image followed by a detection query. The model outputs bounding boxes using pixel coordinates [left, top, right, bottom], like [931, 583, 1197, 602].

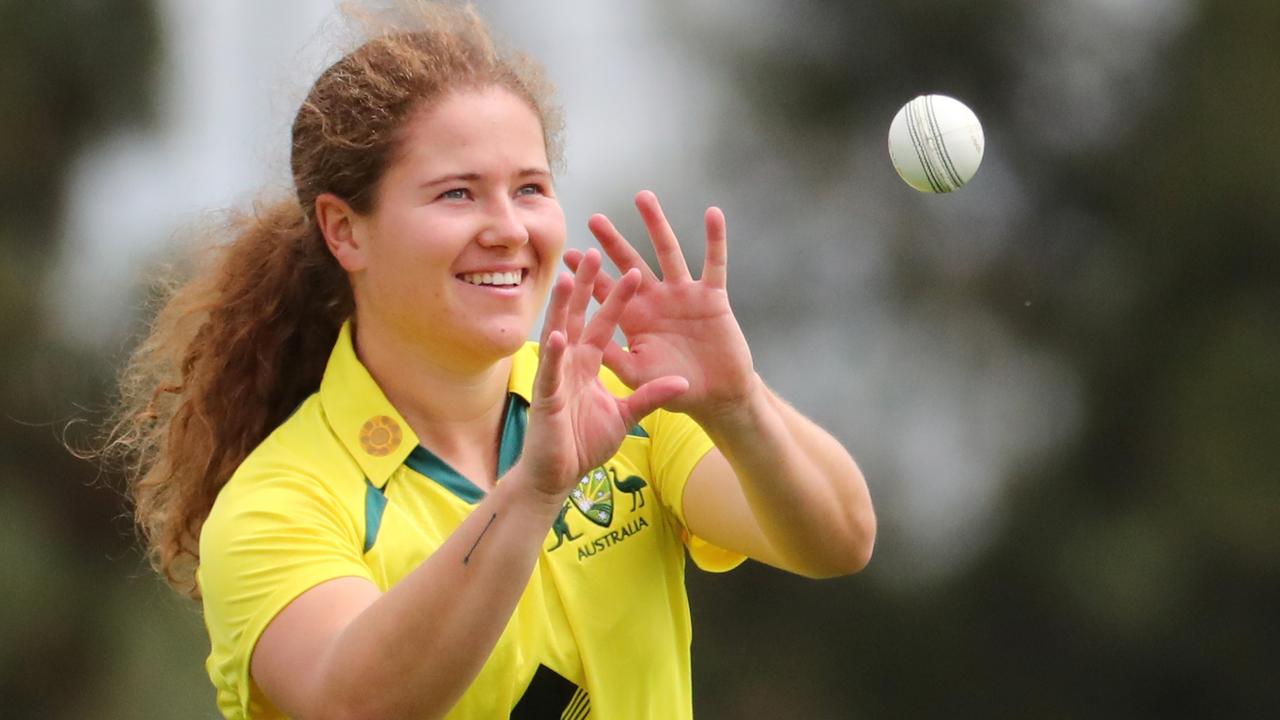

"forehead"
[393, 87, 548, 173]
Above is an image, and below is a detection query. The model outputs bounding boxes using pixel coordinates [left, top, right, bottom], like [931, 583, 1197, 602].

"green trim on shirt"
[363, 478, 388, 553]
[404, 392, 528, 505]
[499, 393, 528, 477]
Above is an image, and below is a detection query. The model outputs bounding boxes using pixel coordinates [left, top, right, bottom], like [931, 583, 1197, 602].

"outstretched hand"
[563, 191, 757, 424]
[521, 249, 689, 499]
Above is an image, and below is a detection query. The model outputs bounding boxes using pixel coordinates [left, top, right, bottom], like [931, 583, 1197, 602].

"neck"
[352, 312, 513, 466]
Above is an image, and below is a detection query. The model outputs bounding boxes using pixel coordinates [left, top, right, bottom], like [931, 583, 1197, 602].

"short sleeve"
[198, 473, 373, 719]
[643, 408, 747, 573]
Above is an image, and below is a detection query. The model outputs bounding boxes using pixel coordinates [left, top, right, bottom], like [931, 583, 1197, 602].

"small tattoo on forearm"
[464, 513, 497, 565]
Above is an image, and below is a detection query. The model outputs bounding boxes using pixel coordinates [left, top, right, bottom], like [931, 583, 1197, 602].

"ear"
[315, 192, 368, 273]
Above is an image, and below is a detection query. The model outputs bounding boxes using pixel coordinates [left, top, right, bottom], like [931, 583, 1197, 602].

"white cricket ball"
[888, 94, 985, 193]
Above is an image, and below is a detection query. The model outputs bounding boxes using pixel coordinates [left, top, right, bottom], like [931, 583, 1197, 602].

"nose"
[477, 197, 530, 249]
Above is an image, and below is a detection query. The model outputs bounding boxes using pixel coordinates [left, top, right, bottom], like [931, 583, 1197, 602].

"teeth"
[462, 270, 522, 286]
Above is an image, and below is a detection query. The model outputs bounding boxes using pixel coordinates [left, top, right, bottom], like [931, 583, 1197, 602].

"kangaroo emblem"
[609, 467, 647, 512]
[546, 503, 581, 551]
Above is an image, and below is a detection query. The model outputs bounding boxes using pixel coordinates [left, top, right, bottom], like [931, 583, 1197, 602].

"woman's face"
[350, 87, 565, 365]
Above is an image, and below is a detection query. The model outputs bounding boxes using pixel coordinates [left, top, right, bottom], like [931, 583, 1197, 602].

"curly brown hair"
[98, 2, 561, 597]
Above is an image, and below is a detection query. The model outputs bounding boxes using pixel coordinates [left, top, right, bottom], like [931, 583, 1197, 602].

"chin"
[472, 322, 533, 359]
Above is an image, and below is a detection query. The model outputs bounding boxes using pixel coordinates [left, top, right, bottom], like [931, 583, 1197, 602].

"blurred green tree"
[0, 1, 215, 717]
[6, 0, 1277, 717]
[682, 0, 1280, 717]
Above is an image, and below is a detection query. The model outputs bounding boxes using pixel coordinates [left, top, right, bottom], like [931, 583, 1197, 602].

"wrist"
[691, 373, 773, 439]
[497, 462, 572, 523]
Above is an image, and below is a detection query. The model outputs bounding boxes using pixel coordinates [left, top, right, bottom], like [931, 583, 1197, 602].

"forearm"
[697, 376, 875, 577]
[317, 470, 562, 719]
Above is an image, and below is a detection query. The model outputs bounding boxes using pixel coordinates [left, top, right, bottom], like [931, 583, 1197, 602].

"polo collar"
[320, 321, 419, 489]
[320, 320, 542, 490]
[505, 341, 538, 405]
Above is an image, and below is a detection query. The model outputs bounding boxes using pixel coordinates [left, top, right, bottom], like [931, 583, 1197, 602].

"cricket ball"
[888, 94, 985, 193]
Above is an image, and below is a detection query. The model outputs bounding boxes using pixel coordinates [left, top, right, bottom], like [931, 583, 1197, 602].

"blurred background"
[3, 0, 1277, 716]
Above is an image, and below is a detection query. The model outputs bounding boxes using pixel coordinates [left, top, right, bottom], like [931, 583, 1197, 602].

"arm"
[567, 191, 875, 579]
[251, 477, 563, 719]
[682, 378, 875, 578]
[248, 257, 688, 719]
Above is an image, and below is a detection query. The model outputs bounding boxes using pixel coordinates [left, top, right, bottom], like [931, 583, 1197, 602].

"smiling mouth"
[457, 269, 526, 288]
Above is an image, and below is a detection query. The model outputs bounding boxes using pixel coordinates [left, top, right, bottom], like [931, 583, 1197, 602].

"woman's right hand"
[518, 249, 689, 501]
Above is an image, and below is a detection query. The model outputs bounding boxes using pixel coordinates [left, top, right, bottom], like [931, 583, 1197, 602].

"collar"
[505, 340, 538, 405]
[320, 320, 540, 489]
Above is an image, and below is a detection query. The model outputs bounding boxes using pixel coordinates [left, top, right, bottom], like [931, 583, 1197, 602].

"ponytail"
[97, 2, 560, 598]
[104, 197, 351, 597]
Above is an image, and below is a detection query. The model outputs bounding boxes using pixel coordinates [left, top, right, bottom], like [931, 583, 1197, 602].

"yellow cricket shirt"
[198, 321, 745, 718]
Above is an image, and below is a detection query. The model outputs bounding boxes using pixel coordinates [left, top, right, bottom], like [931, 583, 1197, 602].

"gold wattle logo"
[359, 416, 402, 456]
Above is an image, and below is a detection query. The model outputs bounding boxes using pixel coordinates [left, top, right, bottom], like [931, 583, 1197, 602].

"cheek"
[369, 214, 455, 271]
[531, 206, 567, 265]
[366, 247, 419, 299]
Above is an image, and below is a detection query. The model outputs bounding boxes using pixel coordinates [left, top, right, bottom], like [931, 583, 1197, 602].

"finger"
[562, 247, 584, 271]
[534, 330, 567, 400]
[580, 269, 640, 349]
[566, 249, 601, 343]
[563, 250, 616, 305]
[601, 340, 639, 388]
[618, 375, 690, 426]
[702, 206, 728, 289]
[635, 190, 691, 282]
[587, 213, 659, 283]
[539, 271, 573, 347]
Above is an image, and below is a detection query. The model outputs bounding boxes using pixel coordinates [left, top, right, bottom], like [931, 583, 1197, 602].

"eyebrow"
[421, 168, 551, 188]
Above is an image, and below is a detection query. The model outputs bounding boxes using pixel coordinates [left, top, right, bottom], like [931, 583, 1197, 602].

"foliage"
[3, 0, 1277, 717]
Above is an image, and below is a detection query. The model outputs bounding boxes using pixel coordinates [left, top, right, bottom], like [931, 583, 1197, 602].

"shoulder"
[198, 398, 372, 620]
[255, 392, 362, 481]
[203, 393, 366, 547]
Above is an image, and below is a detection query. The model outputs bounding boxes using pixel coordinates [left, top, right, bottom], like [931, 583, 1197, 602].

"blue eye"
[516, 183, 544, 197]
[440, 188, 470, 200]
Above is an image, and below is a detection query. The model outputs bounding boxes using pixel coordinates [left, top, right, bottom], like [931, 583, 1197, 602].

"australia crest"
[569, 466, 614, 527]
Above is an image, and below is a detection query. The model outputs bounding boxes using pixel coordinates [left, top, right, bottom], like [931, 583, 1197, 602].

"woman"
[105, 5, 874, 718]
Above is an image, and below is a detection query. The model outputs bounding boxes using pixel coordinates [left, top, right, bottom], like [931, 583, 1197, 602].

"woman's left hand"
[563, 191, 757, 424]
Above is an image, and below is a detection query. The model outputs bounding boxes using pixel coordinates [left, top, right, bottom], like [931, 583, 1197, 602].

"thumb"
[617, 376, 689, 426]
[533, 330, 567, 404]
